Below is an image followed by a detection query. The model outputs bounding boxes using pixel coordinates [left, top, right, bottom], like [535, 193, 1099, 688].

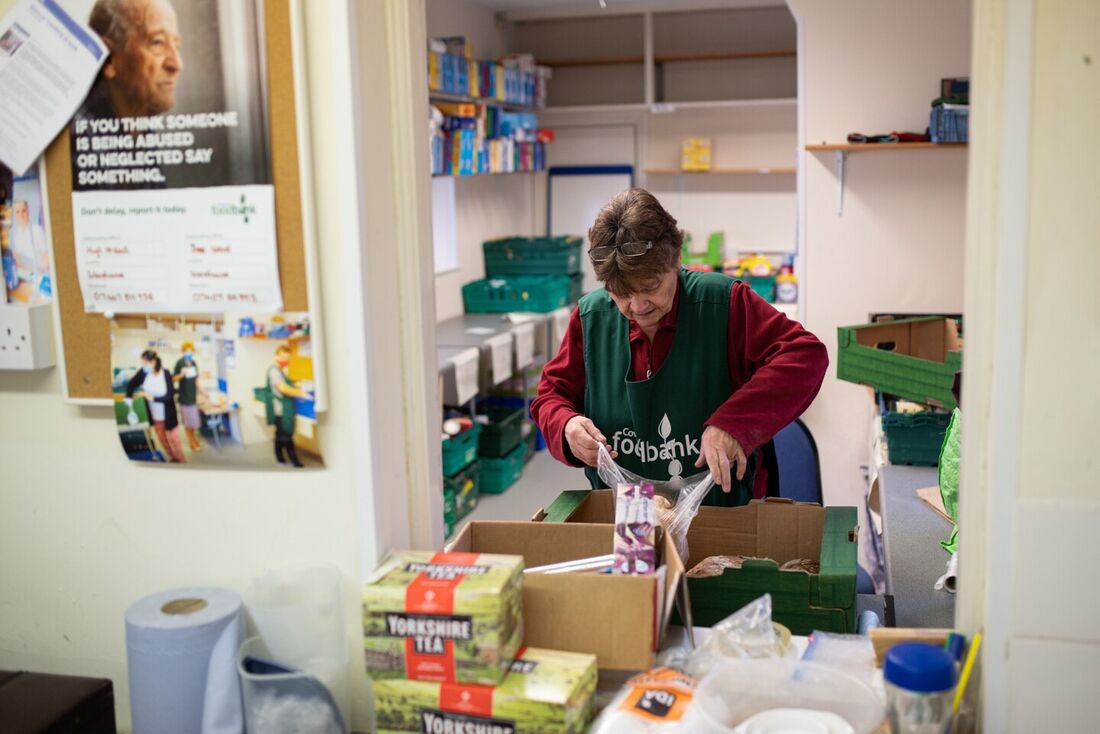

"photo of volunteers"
[71, 0, 272, 190]
[0, 165, 52, 305]
[110, 313, 321, 468]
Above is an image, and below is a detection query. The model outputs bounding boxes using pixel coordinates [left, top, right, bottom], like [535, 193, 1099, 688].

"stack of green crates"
[478, 407, 527, 494]
[464, 235, 584, 314]
[463, 275, 573, 313]
[483, 236, 582, 276]
[442, 423, 482, 536]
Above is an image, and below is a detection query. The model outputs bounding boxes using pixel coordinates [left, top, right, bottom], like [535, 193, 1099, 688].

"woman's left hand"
[694, 425, 747, 492]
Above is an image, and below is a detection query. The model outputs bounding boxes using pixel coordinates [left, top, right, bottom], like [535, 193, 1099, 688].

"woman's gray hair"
[88, 0, 136, 51]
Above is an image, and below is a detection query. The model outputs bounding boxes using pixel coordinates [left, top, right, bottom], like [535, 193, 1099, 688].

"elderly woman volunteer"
[532, 188, 828, 505]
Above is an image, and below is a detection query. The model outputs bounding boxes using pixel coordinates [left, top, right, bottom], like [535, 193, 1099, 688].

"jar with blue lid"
[884, 642, 957, 733]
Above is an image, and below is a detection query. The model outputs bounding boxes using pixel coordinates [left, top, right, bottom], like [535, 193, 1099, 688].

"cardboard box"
[446, 521, 682, 670]
[536, 492, 858, 634]
[837, 317, 963, 409]
[372, 646, 598, 734]
[362, 551, 524, 686]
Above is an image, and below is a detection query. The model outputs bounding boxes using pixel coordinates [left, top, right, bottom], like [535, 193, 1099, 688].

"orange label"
[439, 682, 495, 717]
[618, 667, 697, 722]
[392, 552, 485, 682]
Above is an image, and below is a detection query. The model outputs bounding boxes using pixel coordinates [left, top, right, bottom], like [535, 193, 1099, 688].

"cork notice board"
[44, 0, 309, 401]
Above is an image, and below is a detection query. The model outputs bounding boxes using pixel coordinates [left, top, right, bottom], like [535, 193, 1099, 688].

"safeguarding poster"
[110, 312, 322, 468]
[70, 0, 282, 314]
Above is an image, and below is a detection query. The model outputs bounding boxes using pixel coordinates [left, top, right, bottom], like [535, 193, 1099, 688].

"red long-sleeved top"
[531, 280, 829, 495]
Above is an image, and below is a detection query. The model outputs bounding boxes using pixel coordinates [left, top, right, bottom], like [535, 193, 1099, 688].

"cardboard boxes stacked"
[363, 550, 598, 733]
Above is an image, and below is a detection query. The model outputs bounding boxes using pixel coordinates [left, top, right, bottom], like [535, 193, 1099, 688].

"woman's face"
[142, 359, 154, 373]
[608, 268, 679, 330]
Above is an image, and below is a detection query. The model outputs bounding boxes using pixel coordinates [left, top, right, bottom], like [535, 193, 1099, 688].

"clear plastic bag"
[684, 594, 789, 679]
[598, 444, 714, 562]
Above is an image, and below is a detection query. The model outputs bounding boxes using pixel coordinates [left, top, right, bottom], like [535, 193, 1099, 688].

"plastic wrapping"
[238, 636, 344, 734]
[598, 444, 714, 561]
[246, 565, 350, 731]
[693, 659, 884, 734]
[684, 595, 790, 679]
[802, 631, 878, 689]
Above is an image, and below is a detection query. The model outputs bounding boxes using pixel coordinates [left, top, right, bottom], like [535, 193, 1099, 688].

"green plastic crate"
[442, 423, 482, 477]
[463, 275, 573, 313]
[538, 492, 858, 635]
[478, 407, 525, 458]
[746, 275, 776, 303]
[443, 485, 457, 538]
[479, 441, 527, 494]
[483, 236, 583, 276]
[569, 272, 583, 303]
[882, 411, 952, 466]
[838, 317, 962, 410]
[444, 461, 480, 520]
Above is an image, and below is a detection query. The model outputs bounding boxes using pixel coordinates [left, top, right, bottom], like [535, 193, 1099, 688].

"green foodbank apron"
[581, 269, 755, 506]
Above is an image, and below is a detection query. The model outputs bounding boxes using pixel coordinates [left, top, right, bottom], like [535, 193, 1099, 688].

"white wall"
[959, 0, 1100, 729]
[0, 1, 393, 730]
[434, 174, 542, 322]
[787, 0, 970, 507]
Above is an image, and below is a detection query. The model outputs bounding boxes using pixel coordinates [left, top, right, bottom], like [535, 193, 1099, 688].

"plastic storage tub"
[478, 407, 526, 458]
[444, 461, 480, 521]
[441, 423, 482, 477]
[463, 275, 573, 313]
[479, 441, 527, 494]
[882, 410, 951, 466]
[483, 236, 582, 276]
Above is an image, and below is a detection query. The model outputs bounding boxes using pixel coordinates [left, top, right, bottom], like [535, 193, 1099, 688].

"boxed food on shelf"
[536, 492, 859, 635]
[681, 137, 713, 172]
[372, 646, 598, 734]
[447, 521, 683, 670]
[837, 316, 963, 410]
[363, 551, 524, 686]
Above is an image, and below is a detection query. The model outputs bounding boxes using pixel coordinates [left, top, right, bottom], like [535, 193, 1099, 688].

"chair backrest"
[772, 418, 823, 504]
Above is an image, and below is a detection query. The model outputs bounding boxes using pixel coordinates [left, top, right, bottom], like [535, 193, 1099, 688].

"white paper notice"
[0, 0, 106, 175]
[73, 185, 283, 313]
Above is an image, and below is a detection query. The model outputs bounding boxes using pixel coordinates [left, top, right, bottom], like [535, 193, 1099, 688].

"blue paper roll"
[125, 587, 244, 734]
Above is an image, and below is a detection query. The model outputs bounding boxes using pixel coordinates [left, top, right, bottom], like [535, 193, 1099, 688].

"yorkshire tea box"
[363, 550, 524, 686]
[373, 647, 599, 734]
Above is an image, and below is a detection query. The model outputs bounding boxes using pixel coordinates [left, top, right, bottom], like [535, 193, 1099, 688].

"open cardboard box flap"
[539, 492, 826, 566]
[447, 520, 683, 670]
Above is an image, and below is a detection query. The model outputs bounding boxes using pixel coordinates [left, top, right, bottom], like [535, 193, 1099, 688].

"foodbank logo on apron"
[610, 414, 700, 480]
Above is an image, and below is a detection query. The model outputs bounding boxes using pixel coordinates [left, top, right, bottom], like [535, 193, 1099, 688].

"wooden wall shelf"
[540, 48, 796, 69]
[645, 167, 795, 175]
[806, 142, 967, 152]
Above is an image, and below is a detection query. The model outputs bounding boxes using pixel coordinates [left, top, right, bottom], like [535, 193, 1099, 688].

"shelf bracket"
[835, 150, 848, 216]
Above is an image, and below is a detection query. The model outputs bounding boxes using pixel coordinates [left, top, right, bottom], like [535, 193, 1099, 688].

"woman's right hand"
[565, 415, 617, 467]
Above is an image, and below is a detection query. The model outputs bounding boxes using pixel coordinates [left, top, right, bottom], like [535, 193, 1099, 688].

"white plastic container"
[238, 636, 344, 734]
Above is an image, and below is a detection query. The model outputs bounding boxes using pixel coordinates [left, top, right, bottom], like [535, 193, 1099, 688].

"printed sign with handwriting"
[68, 0, 281, 313]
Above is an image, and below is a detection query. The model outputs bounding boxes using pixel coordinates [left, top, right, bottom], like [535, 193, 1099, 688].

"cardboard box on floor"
[535, 492, 858, 635]
[446, 520, 682, 671]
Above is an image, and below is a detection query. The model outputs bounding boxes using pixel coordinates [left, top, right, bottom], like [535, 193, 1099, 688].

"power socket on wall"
[0, 303, 56, 370]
